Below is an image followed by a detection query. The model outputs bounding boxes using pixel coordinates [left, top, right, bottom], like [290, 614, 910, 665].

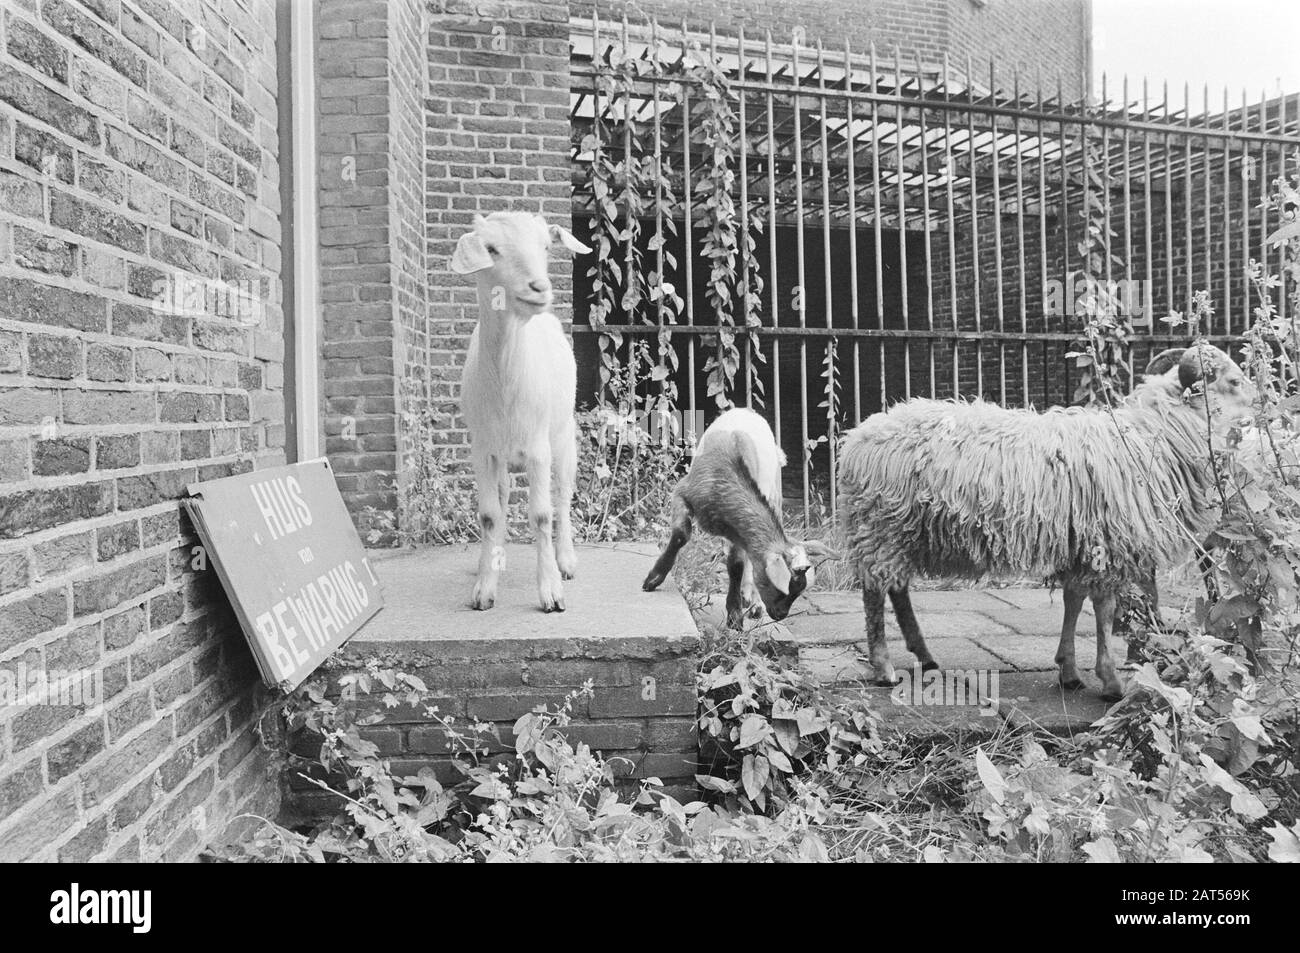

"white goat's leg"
[553, 420, 578, 580]
[526, 441, 565, 612]
[1054, 579, 1086, 689]
[862, 579, 897, 687]
[1091, 588, 1124, 700]
[471, 450, 507, 610]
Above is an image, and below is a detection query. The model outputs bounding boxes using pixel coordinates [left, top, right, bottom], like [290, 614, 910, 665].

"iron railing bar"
[990, 55, 1005, 405]
[896, 48, 911, 400]
[846, 37, 861, 424]
[766, 30, 782, 452]
[970, 54, 984, 397]
[569, 325, 1240, 343]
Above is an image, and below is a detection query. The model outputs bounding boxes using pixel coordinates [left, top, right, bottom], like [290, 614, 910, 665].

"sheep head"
[1146, 343, 1255, 432]
[450, 212, 591, 316]
[752, 540, 838, 621]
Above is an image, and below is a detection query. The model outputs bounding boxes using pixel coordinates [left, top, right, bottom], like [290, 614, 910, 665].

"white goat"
[837, 343, 1254, 698]
[450, 212, 591, 612]
[642, 409, 834, 627]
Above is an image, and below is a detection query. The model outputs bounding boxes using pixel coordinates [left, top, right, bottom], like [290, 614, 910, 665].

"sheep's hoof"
[541, 599, 566, 613]
[872, 675, 903, 687]
[560, 570, 575, 581]
[471, 597, 495, 610]
[642, 572, 664, 591]
[920, 660, 940, 673]
[1059, 677, 1084, 691]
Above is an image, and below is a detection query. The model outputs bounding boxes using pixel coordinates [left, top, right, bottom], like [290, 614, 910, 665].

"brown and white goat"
[642, 409, 833, 627]
[451, 212, 590, 612]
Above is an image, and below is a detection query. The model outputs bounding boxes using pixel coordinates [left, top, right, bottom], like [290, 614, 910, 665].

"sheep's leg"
[1054, 580, 1087, 689]
[862, 582, 898, 687]
[642, 494, 692, 591]
[724, 545, 749, 629]
[526, 443, 565, 612]
[889, 585, 937, 672]
[1091, 589, 1124, 700]
[471, 451, 507, 611]
[553, 420, 578, 580]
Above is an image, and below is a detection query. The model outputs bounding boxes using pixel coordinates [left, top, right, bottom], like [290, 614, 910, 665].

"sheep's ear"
[451, 232, 493, 274]
[764, 552, 791, 595]
[1145, 348, 1185, 376]
[549, 224, 592, 255]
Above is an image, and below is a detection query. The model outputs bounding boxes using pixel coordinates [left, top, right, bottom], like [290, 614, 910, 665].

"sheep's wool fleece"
[837, 378, 1218, 589]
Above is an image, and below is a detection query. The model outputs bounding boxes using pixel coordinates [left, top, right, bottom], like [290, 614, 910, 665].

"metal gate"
[568, 15, 1300, 517]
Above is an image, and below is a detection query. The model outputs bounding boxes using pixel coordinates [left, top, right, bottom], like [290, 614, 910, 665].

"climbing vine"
[1068, 137, 1132, 406]
[580, 36, 768, 420]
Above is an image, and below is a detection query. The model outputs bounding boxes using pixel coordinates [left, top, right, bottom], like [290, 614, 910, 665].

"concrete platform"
[282, 543, 704, 823]
[353, 541, 696, 653]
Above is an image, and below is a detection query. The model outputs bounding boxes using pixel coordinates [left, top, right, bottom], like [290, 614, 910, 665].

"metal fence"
[568, 15, 1300, 517]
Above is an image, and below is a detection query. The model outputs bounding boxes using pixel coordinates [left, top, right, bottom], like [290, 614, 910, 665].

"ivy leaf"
[741, 753, 770, 802]
[1267, 823, 1300, 863]
[975, 748, 1008, 805]
[737, 714, 770, 749]
[1082, 837, 1121, 863]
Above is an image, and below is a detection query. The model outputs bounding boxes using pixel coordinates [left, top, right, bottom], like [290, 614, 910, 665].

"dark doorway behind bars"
[568, 16, 1300, 518]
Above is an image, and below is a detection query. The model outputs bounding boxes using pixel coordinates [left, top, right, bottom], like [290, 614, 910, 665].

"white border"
[291, 0, 320, 461]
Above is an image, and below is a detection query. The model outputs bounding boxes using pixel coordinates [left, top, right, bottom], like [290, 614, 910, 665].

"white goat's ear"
[802, 539, 842, 560]
[451, 232, 493, 274]
[764, 552, 791, 595]
[549, 224, 592, 255]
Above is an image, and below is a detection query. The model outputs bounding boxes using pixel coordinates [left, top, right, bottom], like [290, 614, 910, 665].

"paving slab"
[967, 632, 1060, 671]
[992, 671, 1116, 735]
[801, 638, 1006, 685]
[355, 543, 697, 653]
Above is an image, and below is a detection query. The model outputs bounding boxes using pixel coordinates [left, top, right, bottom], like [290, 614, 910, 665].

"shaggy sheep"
[642, 408, 833, 627]
[837, 343, 1255, 698]
[451, 212, 591, 612]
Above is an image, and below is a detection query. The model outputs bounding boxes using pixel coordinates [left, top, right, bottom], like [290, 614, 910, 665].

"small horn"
[1145, 348, 1185, 376]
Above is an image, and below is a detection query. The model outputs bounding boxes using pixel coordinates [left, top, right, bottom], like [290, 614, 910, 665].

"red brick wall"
[0, 0, 283, 861]
[316, 0, 431, 541]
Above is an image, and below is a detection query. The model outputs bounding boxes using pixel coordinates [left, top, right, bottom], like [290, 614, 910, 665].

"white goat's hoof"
[471, 578, 498, 610]
[556, 541, 577, 580]
[538, 577, 566, 613]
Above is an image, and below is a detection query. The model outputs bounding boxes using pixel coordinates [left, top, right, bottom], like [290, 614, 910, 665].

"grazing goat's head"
[1146, 343, 1255, 433]
[450, 212, 590, 316]
[751, 539, 837, 621]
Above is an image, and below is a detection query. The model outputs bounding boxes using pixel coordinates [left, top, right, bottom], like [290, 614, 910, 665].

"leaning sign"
[184, 459, 383, 691]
